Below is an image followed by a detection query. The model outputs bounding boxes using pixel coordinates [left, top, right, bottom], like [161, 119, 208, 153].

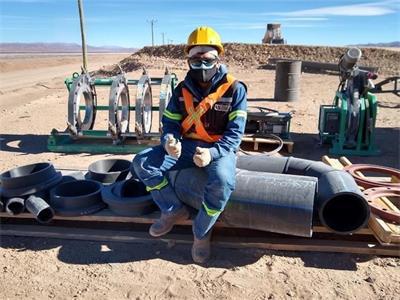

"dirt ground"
[0, 53, 399, 300]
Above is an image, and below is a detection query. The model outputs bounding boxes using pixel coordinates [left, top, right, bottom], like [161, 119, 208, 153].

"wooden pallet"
[1, 218, 397, 257]
[322, 156, 400, 245]
[241, 134, 294, 153]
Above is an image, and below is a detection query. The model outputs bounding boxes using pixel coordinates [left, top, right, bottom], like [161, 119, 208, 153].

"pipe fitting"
[25, 195, 55, 224]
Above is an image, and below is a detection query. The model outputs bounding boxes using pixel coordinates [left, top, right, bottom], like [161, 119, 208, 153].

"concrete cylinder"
[274, 60, 302, 102]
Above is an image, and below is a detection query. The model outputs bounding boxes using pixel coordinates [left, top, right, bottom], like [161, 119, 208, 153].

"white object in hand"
[165, 134, 182, 158]
[193, 147, 212, 167]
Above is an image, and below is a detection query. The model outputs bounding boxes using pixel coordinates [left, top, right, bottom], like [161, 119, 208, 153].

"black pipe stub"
[0, 190, 4, 212]
[101, 179, 156, 216]
[25, 195, 55, 224]
[319, 192, 370, 234]
[5, 197, 25, 215]
[49, 180, 106, 216]
[87, 159, 131, 184]
[0, 162, 62, 197]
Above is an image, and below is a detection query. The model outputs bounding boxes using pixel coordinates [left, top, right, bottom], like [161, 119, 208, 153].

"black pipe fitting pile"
[0, 158, 154, 223]
[0, 162, 62, 223]
[1, 156, 370, 238]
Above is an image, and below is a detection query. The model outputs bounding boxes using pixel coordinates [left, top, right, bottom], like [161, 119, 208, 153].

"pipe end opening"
[321, 193, 370, 233]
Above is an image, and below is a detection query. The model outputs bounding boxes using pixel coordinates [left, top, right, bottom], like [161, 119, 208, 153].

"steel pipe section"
[108, 74, 130, 141]
[135, 72, 153, 135]
[237, 155, 370, 234]
[101, 178, 156, 216]
[25, 195, 55, 224]
[49, 180, 105, 216]
[67, 73, 97, 135]
[87, 159, 131, 184]
[0, 162, 62, 197]
[170, 169, 317, 237]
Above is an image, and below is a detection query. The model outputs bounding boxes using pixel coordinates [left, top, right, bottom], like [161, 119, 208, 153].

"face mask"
[188, 65, 218, 83]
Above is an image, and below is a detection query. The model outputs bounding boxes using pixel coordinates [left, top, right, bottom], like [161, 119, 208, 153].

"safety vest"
[181, 74, 236, 143]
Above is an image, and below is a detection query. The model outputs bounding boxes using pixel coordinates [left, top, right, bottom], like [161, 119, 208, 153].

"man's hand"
[193, 147, 212, 167]
[165, 134, 181, 158]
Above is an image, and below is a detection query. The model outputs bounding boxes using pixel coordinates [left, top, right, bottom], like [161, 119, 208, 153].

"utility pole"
[77, 0, 88, 71]
[147, 19, 157, 46]
[161, 32, 165, 45]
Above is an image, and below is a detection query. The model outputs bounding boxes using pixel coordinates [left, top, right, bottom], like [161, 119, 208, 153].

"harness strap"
[181, 74, 235, 142]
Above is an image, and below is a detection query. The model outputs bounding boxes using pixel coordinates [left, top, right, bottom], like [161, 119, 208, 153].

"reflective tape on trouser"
[146, 177, 168, 192]
[202, 202, 222, 217]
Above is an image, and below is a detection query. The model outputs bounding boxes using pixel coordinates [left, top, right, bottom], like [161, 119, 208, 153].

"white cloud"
[274, 1, 399, 17]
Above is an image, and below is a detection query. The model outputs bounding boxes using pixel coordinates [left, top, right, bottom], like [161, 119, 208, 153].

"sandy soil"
[0, 54, 399, 299]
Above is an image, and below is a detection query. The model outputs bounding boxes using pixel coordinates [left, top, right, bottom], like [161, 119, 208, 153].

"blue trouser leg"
[193, 151, 237, 239]
[132, 142, 196, 213]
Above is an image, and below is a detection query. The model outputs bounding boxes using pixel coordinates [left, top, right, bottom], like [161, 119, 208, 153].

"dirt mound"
[95, 43, 399, 76]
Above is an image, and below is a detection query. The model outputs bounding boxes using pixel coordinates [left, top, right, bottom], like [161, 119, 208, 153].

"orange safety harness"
[181, 74, 236, 142]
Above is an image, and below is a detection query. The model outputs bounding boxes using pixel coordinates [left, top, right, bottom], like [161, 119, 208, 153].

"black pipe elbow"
[237, 155, 370, 234]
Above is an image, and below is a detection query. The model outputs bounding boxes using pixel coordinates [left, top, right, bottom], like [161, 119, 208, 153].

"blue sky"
[0, 0, 399, 47]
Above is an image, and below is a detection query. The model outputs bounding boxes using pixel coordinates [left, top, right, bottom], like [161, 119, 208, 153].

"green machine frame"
[319, 91, 380, 156]
[47, 70, 178, 154]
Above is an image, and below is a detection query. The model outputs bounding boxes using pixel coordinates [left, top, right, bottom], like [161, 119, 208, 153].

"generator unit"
[245, 107, 292, 139]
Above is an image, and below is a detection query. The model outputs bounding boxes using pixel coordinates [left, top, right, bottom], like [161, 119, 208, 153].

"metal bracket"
[135, 71, 153, 138]
[158, 70, 174, 132]
[67, 73, 97, 136]
[108, 74, 130, 142]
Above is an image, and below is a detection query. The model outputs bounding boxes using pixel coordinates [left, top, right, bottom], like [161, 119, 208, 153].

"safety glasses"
[189, 57, 218, 69]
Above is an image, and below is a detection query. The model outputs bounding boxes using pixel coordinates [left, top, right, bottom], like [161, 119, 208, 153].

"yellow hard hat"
[185, 26, 224, 55]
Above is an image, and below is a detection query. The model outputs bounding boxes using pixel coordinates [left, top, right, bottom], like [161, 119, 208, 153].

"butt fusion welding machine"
[319, 48, 380, 156]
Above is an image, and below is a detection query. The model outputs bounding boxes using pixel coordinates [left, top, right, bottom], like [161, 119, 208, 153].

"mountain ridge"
[0, 42, 137, 53]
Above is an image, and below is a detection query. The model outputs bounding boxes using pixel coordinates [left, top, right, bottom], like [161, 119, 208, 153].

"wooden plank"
[1, 224, 398, 257]
[0, 210, 372, 235]
[322, 156, 344, 170]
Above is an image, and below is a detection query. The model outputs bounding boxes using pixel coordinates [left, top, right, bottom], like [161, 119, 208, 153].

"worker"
[132, 26, 247, 263]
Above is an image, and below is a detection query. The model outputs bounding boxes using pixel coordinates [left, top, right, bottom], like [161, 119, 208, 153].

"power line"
[147, 19, 157, 46]
[161, 32, 166, 45]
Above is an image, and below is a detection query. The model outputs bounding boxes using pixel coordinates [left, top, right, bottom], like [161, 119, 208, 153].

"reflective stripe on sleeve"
[228, 110, 247, 121]
[163, 109, 183, 121]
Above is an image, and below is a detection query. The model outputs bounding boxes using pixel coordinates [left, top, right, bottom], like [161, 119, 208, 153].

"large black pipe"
[236, 155, 370, 234]
[170, 169, 317, 237]
[25, 195, 55, 224]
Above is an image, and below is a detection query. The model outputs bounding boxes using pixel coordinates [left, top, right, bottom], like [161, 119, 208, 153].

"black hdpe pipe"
[5, 197, 25, 215]
[236, 155, 370, 234]
[25, 195, 55, 224]
[170, 168, 317, 237]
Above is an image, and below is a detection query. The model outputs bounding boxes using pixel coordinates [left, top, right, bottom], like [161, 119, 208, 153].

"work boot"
[191, 231, 212, 264]
[149, 206, 189, 237]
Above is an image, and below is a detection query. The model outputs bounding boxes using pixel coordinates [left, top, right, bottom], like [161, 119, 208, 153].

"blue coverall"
[132, 65, 247, 239]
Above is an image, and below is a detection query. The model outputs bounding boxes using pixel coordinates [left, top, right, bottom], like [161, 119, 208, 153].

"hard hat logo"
[185, 26, 224, 56]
